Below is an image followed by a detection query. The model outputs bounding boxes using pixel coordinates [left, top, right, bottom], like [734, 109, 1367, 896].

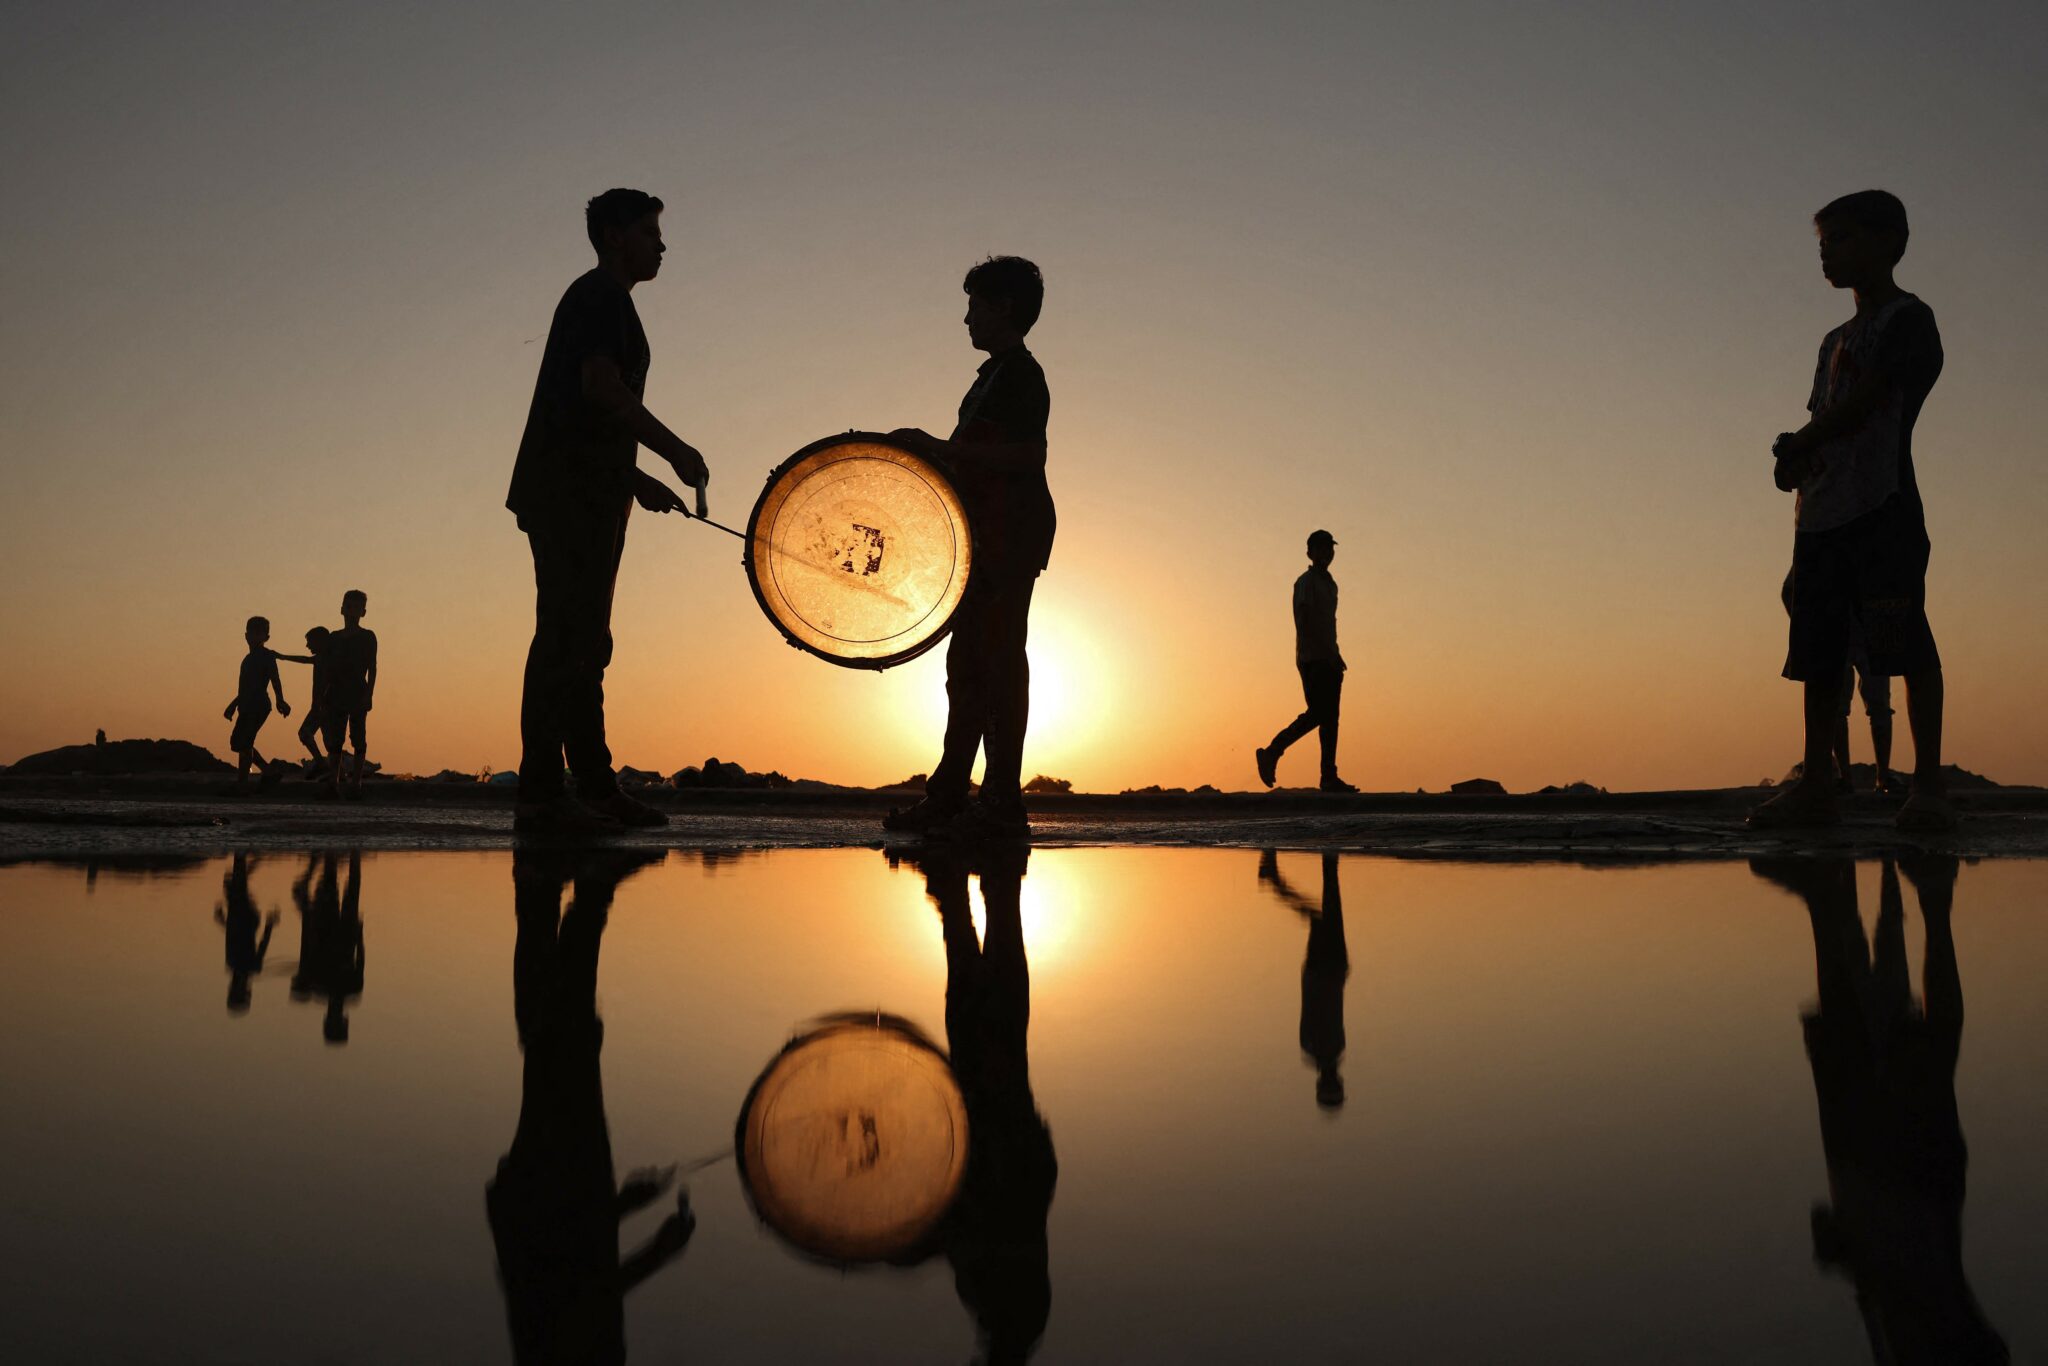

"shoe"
[881, 795, 964, 834]
[1319, 775, 1358, 794]
[514, 796, 622, 835]
[259, 761, 287, 787]
[938, 798, 1030, 842]
[593, 788, 668, 828]
[1745, 784, 1841, 829]
[1255, 747, 1277, 789]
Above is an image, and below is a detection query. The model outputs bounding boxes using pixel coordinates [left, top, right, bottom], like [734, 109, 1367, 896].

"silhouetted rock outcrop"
[1450, 778, 1508, 795]
[8, 737, 232, 775]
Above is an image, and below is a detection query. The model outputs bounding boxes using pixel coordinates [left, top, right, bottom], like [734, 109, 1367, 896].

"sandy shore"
[3, 774, 2043, 863]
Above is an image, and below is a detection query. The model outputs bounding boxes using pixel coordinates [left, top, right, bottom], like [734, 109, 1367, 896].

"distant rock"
[616, 765, 665, 786]
[1450, 778, 1508, 796]
[1535, 781, 1607, 796]
[1023, 775, 1072, 794]
[422, 769, 477, 783]
[8, 737, 232, 776]
[669, 757, 792, 790]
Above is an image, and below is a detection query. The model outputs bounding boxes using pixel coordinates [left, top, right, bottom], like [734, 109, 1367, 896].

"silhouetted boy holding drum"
[507, 189, 711, 834]
[1750, 190, 1950, 831]
[886, 256, 1055, 840]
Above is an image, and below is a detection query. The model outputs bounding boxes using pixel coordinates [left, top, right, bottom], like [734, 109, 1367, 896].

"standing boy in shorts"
[223, 616, 292, 789]
[883, 256, 1056, 840]
[322, 590, 378, 800]
[1751, 190, 1950, 831]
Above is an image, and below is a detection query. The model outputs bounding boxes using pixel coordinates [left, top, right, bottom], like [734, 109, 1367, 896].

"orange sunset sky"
[3, 2, 2045, 793]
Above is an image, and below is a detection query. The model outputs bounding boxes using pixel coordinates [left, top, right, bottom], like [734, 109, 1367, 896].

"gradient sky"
[3, 1, 2044, 791]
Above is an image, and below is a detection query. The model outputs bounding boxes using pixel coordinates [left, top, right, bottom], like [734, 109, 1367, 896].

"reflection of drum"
[735, 1013, 969, 1265]
[745, 434, 974, 669]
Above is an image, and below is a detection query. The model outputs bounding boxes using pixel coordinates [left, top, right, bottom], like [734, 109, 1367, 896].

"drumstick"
[677, 509, 915, 609]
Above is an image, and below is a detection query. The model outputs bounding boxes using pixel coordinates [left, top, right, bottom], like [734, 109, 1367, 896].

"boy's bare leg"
[1897, 667, 1954, 828]
[1749, 680, 1842, 825]
[1870, 712, 1895, 792]
[1831, 718, 1853, 787]
[237, 749, 257, 787]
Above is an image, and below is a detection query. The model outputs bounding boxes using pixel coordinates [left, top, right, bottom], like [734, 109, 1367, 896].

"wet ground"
[0, 846, 2042, 1363]
[3, 779, 2046, 862]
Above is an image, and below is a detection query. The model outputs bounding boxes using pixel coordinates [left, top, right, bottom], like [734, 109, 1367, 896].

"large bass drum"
[734, 1013, 969, 1266]
[745, 434, 974, 669]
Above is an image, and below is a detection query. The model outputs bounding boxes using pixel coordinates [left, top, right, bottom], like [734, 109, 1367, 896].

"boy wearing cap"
[1257, 530, 1356, 793]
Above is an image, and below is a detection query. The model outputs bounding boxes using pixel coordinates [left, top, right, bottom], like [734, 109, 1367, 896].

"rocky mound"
[7, 737, 232, 776]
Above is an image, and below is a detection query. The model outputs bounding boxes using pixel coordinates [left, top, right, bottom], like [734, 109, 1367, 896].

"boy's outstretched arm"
[272, 652, 316, 665]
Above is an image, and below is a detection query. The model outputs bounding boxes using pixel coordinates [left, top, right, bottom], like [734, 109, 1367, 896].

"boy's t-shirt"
[324, 628, 378, 713]
[1293, 566, 1343, 667]
[1795, 294, 1943, 534]
[237, 651, 273, 709]
[951, 344, 1055, 579]
[506, 269, 651, 528]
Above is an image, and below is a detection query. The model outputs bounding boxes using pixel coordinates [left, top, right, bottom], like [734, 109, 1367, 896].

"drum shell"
[733, 1013, 969, 1268]
[744, 433, 975, 670]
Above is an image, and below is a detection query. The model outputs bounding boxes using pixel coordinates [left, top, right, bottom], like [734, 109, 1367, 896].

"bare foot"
[1746, 781, 1841, 829]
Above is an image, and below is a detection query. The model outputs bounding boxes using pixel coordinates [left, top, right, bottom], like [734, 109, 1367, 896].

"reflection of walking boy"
[1751, 855, 2007, 1364]
[508, 189, 711, 835]
[1258, 850, 1349, 1110]
[214, 851, 279, 1013]
[883, 257, 1055, 841]
[1256, 530, 1356, 792]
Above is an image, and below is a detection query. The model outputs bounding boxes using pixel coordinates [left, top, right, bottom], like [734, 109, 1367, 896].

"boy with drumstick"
[886, 256, 1056, 840]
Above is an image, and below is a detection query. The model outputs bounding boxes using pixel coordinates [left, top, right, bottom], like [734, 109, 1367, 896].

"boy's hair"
[246, 616, 269, 635]
[306, 626, 331, 645]
[963, 256, 1044, 334]
[586, 188, 664, 253]
[1815, 190, 1909, 265]
[342, 589, 367, 612]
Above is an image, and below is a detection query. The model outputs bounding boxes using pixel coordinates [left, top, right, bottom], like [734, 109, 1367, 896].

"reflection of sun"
[967, 853, 1087, 971]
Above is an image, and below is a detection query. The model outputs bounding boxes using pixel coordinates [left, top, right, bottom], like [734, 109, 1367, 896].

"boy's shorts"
[322, 710, 368, 752]
[1784, 495, 1939, 683]
[229, 702, 270, 754]
[1836, 662, 1893, 720]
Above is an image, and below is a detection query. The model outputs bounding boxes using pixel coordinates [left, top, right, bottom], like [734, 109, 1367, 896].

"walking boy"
[293, 626, 333, 773]
[508, 188, 710, 833]
[322, 590, 377, 799]
[223, 616, 292, 789]
[1255, 530, 1357, 792]
[884, 256, 1056, 840]
[1751, 190, 1950, 830]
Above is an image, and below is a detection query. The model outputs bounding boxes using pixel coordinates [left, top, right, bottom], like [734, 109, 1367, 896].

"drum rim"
[743, 431, 975, 671]
[732, 1011, 967, 1269]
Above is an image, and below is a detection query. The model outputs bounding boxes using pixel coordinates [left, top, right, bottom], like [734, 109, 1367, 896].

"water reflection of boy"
[214, 852, 278, 1013]
[905, 845, 1058, 1364]
[1258, 850, 1349, 1110]
[487, 849, 693, 1366]
[1751, 855, 2008, 1364]
[290, 852, 365, 1044]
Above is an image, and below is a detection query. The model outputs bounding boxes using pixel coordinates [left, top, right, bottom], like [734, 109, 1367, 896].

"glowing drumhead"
[746, 435, 973, 668]
[736, 1015, 968, 1264]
